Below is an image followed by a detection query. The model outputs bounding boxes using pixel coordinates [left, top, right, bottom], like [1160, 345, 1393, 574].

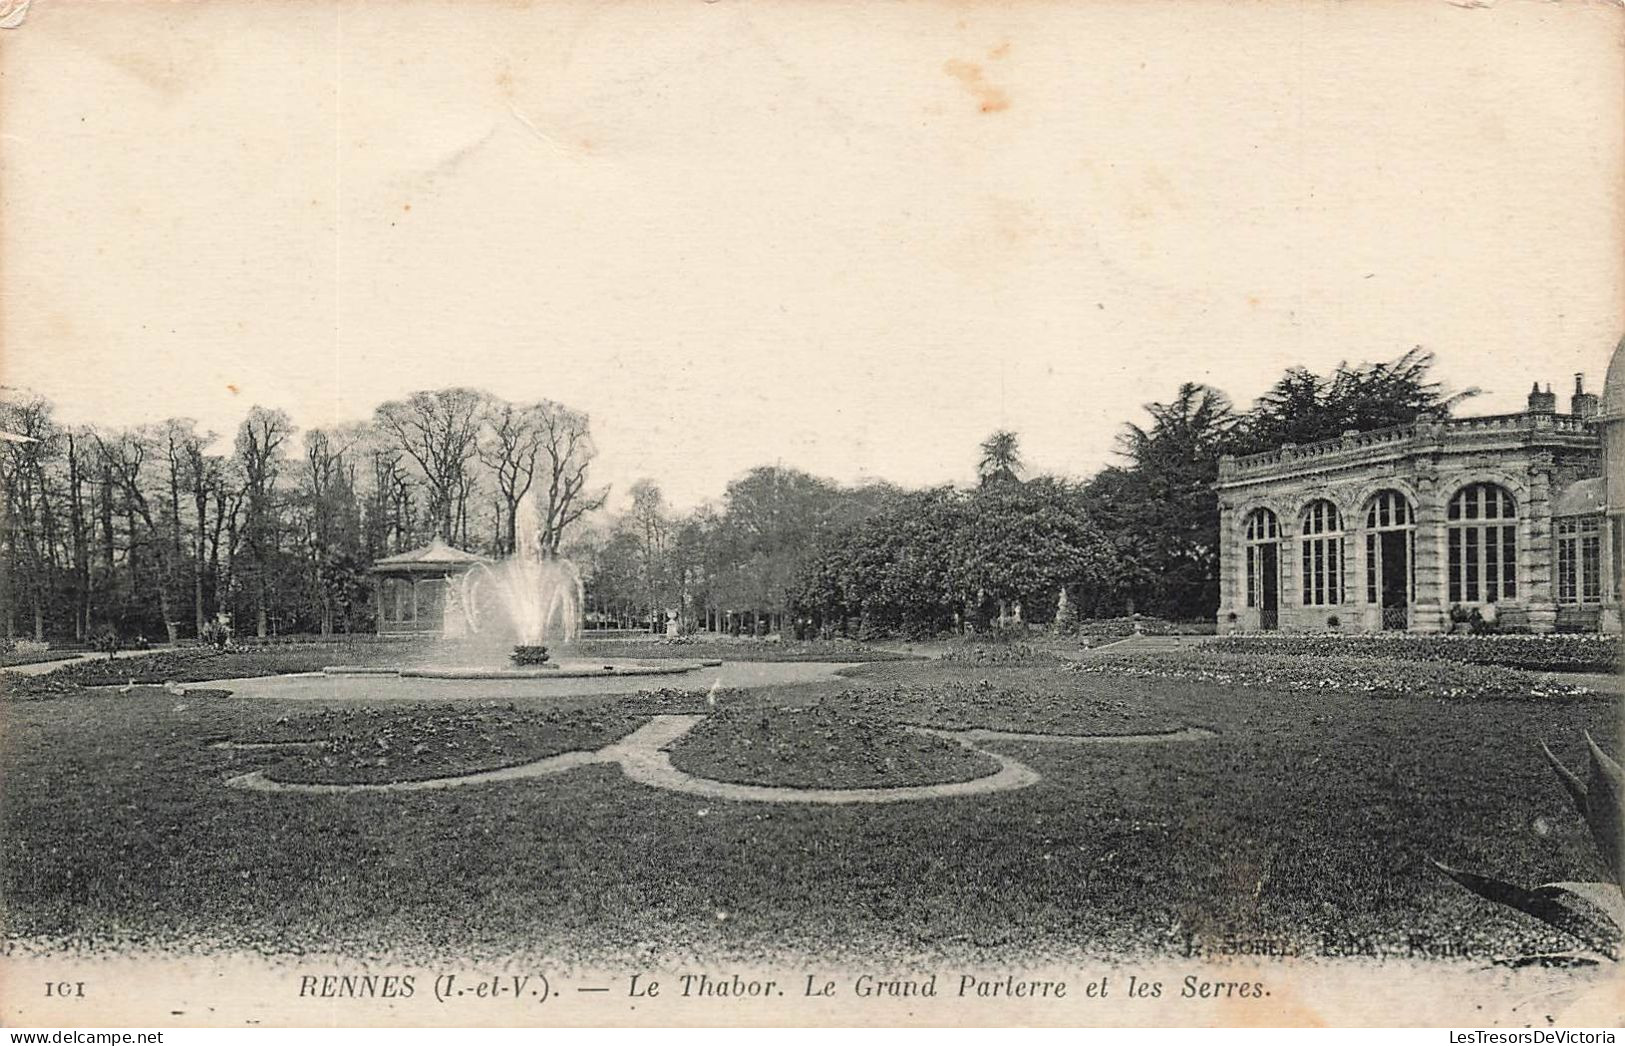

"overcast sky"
[3, 0, 1621, 512]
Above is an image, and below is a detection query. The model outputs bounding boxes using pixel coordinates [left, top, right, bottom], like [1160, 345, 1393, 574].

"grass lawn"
[1, 657, 1616, 966]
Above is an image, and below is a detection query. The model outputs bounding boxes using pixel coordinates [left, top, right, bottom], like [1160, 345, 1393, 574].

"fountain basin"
[322, 661, 709, 680]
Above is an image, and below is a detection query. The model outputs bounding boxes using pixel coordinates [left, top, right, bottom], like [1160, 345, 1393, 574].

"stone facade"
[1215, 342, 1625, 635]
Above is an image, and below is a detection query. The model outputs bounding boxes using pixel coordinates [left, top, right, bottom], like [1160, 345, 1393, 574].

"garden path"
[222, 714, 1214, 804]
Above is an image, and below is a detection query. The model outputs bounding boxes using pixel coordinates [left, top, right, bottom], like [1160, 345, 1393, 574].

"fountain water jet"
[444, 489, 584, 657]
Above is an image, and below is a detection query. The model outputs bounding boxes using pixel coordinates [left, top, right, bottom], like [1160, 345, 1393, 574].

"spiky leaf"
[1583, 734, 1624, 892]
[1432, 861, 1620, 961]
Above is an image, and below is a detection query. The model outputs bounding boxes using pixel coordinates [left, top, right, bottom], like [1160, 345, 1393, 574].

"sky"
[3, 0, 1621, 513]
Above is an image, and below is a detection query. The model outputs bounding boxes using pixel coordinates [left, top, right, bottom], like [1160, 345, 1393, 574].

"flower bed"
[226, 633, 424, 647]
[1074, 617, 1217, 637]
[1, 673, 88, 700]
[0, 651, 70, 668]
[231, 704, 647, 785]
[50, 644, 403, 686]
[938, 643, 1069, 665]
[1070, 650, 1601, 701]
[666, 701, 997, 789]
[833, 680, 1192, 735]
[1207, 632, 1621, 674]
[0, 639, 64, 667]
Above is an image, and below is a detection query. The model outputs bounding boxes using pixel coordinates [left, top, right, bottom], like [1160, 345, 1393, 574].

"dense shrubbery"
[1208, 633, 1620, 674]
[1072, 650, 1600, 701]
[197, 620, 233, 650]
[792, 481, 1123, 637]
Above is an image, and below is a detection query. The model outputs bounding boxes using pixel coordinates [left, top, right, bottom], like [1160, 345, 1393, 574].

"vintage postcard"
[1, 0, 1622, 1031]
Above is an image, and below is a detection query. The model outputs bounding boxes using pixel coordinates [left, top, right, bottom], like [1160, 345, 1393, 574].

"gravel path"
[223, 713, 1214, 804]
[201, 659, 858, 701]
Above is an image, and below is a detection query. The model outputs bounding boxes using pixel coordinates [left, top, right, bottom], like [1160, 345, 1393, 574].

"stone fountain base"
[321, 661, 709, 680]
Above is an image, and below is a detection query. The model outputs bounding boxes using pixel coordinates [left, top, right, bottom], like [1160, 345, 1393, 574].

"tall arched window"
[1243, 508, 1280, 614]
[1448, 483, 1517, 604]
[1364, 490, 1415, 630]
[1300, 500, 1343, 606]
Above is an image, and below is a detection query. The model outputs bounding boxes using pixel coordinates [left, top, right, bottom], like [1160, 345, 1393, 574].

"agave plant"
[1435, 734, 1623, 963]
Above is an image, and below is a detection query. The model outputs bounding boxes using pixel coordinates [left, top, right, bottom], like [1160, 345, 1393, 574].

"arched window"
[1243, 508, 1280, 611]
[1447, 483, 1517, 604]
[1364, 490, 1415, 629]
[1555, 516, 1601, 605]
[1300, 500, 1343, 606]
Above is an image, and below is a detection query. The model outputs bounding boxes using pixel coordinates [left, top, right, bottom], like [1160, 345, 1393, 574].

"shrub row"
[1207, 632, 1621, 674]
[1070, 650, 1601, 701]
[938, 643, 1069, 665]
[1072, 617, 1217, 637]
[48, 644, 401, 686]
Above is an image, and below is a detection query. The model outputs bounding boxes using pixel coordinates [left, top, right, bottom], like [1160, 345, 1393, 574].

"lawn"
[1, 656, 1616, 967]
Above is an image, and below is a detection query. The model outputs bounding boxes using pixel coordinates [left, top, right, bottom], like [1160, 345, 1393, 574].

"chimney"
[1528, 382, 1557, 414]
[1571, 373, 1599, 420]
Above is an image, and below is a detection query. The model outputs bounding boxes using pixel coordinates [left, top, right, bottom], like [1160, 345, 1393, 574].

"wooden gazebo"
[371, 537, 491, 635]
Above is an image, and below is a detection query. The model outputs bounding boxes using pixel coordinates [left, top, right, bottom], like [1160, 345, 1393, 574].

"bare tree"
[234, 406, 294, 637]
[373, 388, 484, 545]
[297, 428, 363, 635]
[97, 426, 183, 642]
[624, 479, 670, 631]
[533, 402, 607, 553]
[0, 392, 59, 639]
[477, 398, 544, 556]
[162, 419, 216, 637]
[63, 427, 92, 640]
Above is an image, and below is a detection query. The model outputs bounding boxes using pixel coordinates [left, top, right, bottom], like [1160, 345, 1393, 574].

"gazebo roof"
[371, 537, 491, 574]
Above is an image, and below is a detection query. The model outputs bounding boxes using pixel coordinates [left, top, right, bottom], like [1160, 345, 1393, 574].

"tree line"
[575, 347, 1471, 636]
[0, 389, 603, 643]
[0, 348, 1469, 642]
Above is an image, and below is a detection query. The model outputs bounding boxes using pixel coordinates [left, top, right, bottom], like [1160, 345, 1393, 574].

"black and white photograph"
[0, 0, 1621, 1032]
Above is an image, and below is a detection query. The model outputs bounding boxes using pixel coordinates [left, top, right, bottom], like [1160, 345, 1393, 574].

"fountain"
[323, 489, 708, 682]
[443, 489, 585, 667]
